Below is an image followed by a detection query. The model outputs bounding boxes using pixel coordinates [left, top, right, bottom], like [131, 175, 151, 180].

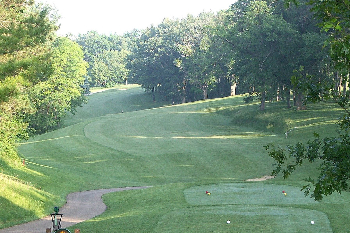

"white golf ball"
[227, 220, 231, 224]
[311, 221, 314, 225]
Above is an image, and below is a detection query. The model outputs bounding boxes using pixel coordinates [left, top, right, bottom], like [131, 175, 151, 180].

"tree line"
[0, 0, 87, 162]
[76, 0, 333, 109]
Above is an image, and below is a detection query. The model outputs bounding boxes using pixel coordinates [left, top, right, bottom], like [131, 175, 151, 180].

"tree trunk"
[277, 85, 282, 101]
[152, 86, 156, 102]
[231, 84, 237, 96]
[295, 91, 305, 110]
[334, 71, 340, 93]
[203, 88, 208, 100]
[285, 87, 291, 108]
[343, 73, 348, 96]
[260, 91, 266, 111]
[181, 79, 187, 104]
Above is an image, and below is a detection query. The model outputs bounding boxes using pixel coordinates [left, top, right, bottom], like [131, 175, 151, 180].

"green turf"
[155, 206, 332, 233]
[184, 183, 318, 205]
[1, 85, 349, 232]
[70, 183, 337, 232]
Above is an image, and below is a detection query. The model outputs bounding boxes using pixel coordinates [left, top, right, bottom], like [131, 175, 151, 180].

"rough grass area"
[1, 85, 349, 232]
[215, 99, 343, 136]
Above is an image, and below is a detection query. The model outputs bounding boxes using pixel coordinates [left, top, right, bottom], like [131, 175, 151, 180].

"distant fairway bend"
[82, 100, 278, 184]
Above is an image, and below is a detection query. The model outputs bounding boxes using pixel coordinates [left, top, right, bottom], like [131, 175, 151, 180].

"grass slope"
[1, 85, 349, 232]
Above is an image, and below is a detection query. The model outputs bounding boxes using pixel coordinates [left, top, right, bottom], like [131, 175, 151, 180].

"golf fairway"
[12, 87, 349, 232]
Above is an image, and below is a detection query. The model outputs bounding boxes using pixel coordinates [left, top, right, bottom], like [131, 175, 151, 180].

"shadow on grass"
[0, 195, 37, 229]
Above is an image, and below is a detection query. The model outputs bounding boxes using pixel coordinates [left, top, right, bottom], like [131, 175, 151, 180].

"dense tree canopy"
[76, 31, 129, 87]
[266, 0, 350, 200]
[221, 0, 329, 110]
[72, 0, 325, 107]
[227, 1, 300, 110]
[0, 0, 57, 161]
[127, 13, 234, 103]
[0, 1, 87, 162]
[26, 37, 87, 133]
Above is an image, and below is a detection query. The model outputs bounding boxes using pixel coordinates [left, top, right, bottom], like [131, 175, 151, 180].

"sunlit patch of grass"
[172, 134, 274, 139]
[19, 135, 83, 145]
[89, 84, 140, 94]
[0, 172, 55, 227]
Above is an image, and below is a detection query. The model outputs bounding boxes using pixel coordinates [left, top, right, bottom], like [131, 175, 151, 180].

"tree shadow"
[0, 196, 37, 229]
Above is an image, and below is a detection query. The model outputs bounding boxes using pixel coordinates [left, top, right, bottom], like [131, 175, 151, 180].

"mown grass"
[1, 85, 349, 232]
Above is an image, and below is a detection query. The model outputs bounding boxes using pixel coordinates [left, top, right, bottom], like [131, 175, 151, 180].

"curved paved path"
[0, 187, 150, 233]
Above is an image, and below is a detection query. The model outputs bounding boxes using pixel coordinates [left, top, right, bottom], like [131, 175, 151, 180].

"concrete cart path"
[0, 187, 151, 233]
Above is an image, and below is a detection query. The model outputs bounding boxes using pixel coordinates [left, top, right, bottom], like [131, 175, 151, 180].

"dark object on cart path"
[0, 187, 151, 233]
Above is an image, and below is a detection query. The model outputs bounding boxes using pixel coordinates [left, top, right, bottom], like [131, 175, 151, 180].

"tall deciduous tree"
[76, 31, 131, 87]
[90, 49, 129, 87]
[177, 12, 233, 101]
[0, 0, 57, 161]
[129, 21, 184, 102]
[129, 13, 233, 103]
[267, 0, 350, 200]
[76, 31, 111, 86]
[26, 37, 87, 133]
[227, 0, 300, 110]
